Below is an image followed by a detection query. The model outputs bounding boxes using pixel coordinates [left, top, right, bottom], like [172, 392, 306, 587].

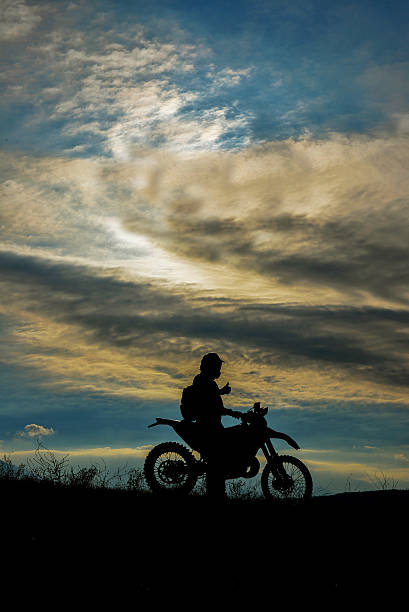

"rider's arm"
[219, 381, 231, 395]
[222, 408, 242, 419]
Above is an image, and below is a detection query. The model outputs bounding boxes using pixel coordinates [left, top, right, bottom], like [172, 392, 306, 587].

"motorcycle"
[144, 402, 313, 500]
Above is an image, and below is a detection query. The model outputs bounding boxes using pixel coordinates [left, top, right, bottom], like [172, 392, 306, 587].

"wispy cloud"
[1, 8, 253, 156]
[1, 246, 409, 404]
[1, 130, 409, 406]
[117, 135, 409, 305]
[0, 0, 41, 41]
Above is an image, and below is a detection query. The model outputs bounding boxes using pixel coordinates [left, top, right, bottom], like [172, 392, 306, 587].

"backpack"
[180, 385, 199, 421]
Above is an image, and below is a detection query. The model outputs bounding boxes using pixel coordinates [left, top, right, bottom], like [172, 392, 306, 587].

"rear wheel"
[261, 455, 312, 501]
[144, 442, 198, 494]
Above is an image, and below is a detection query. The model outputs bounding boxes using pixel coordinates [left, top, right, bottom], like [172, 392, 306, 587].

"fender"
[267, 427, 300, 450]
[148, 418, 203, 452]
[148, 417, 182, 428]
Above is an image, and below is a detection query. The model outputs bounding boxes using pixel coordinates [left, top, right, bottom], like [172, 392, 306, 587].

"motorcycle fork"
[261, 440, 287, 481]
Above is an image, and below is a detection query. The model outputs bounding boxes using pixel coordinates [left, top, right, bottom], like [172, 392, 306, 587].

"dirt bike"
[144, 402, 313, 500]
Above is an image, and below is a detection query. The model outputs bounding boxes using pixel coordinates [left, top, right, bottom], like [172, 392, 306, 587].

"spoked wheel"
[261, 455, 313, 501]
[144, 442, 198, 494]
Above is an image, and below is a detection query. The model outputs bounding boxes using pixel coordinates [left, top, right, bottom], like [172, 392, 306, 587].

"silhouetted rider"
[192, 353, 235, 428]
[190, 353, 240, 498]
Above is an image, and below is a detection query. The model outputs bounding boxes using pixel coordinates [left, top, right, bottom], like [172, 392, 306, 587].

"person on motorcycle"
[191, 353, 240, 498]
[192, 353, 233, 426]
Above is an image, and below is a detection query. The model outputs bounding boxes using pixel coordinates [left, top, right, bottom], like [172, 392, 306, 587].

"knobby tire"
[261, 454, 313, 501]
[144, 441, 198, 495]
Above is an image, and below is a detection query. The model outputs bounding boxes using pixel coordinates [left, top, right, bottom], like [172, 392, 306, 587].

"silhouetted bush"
[1, 443, 405, 502]
[0, 454, 27, 480]
[1, 442, 146, 493]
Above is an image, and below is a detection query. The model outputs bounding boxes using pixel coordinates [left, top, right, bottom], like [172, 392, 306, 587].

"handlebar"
[232, 410, 246, 420]
[228, 410, 260, 423]
[229, 404, 268, 421]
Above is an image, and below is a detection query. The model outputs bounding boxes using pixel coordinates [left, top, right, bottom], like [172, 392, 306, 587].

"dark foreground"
[2, 479, 407, 606]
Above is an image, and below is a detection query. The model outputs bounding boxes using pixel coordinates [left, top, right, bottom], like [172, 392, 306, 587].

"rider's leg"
[206, 460, 225, 499]
[205, 428, 226, 500]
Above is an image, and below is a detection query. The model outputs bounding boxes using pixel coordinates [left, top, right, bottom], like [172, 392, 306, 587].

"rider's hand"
[220, 382, 231, 395]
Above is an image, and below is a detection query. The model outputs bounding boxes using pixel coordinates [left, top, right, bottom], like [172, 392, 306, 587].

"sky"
[1, 0, 409, 494]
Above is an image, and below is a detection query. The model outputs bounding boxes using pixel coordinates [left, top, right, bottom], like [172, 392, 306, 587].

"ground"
[2, 480, 407, 605]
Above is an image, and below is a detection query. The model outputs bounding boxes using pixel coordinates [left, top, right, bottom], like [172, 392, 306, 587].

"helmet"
[200, 352, 224, 372]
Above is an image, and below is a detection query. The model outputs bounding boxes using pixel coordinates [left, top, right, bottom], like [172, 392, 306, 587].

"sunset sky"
[1, 0, 409, 493]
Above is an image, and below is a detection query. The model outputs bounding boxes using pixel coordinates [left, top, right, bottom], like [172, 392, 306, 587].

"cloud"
[4, 132, 408, 308]
[2, 0, 409, 161]
[394, 453, 409, 463]
[0, 12, 252, 156]
[0, 0, 41, 41]
[1, 134, 409, 404]
[207, 66, 253, 89]
[117, 135, 409, 304]
[362, 62, 409, 124]
[1, 248, 409, 401]
[18, 423, 55, 439]
[9, 444, 150, 458]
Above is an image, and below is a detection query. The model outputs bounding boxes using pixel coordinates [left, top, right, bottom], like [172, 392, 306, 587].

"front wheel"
[261, 455, 313, 501]
[144, 441, 198, 494]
